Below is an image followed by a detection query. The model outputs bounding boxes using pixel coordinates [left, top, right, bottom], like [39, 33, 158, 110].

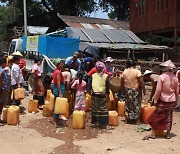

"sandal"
[106, 126, 114, 130]
[143, 135, 155, 140]
[165, 135, 170, 139]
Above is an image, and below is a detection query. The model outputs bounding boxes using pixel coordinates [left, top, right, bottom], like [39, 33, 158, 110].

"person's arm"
[78, 60, 81, 72]
[57, 74, 62, 97]
[87, 68, 96, 77]
[0, 73, 3, 88]
[105, 76, 110, 101]
[175, 79, 179, 105]
[153, 77, 162, 104]
[149, 81, 157, 101]
[138, 76, 146, 96]
[71, 80, 76, 89]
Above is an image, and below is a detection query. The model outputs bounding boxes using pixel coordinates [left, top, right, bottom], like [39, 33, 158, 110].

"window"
[157, 0, 169, 11]
[135, 0, 145, 17]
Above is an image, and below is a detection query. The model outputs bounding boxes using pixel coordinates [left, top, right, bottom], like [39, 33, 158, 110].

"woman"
[121, 60, 146, 124]
[31, 57, 44, 106]
[146, 60, 179, 139]
[91, 61, 112, 129]
[71, 72, 86, 111]
[52, 58, 66, 125]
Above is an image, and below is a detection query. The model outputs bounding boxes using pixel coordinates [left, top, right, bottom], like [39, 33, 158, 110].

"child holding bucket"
[71, 72, 86, 111]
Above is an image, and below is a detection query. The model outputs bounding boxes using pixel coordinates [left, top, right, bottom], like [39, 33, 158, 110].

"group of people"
[0, 51, 179, 139]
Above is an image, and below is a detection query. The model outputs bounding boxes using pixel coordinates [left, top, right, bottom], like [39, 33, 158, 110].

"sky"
[90, 9, 109, 19]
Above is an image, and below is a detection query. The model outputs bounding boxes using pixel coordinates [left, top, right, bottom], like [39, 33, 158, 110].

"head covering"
[95, 61, 105, 71]
[143, 70, 153, 76]
[160, 60, 176, 69]
[53, 58, 62, 66]
[105, 57, 114, 62]
[12, 51, 23, 57]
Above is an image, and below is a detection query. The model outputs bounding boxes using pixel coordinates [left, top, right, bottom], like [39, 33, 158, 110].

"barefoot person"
[146, 60, 179, 139]
[121, 59, 146, 124]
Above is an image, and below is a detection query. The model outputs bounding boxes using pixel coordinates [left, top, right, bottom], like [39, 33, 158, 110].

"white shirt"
[70, 69, 77, 79]
[11, 63, 24, 85]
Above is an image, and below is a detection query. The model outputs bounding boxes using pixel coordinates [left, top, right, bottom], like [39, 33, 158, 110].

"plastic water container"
[14, 88, 25, 100]
[48, 94, 55, 111]
[118, 101, 125, 117]
[107, 100, 113, 111]
[43, 103, 52, 117]
[7, 105, 20, 125]
[155, 130, 165, 137]
[64, 103, 70, 119]
[46, 89, 52, 102]
[142, 105, 156, 124]
[109, 111, 118, 126]
[54, 97, 68, 114]
[73, 111, 85, 129]
[2, 107, 8, 122]
[86, 94, 92, 108]
[28, 100, 38, 113]
[85, 97, 89, 112]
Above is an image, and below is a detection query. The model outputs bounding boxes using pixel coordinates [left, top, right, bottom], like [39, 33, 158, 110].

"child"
[71, 72, 86, 111]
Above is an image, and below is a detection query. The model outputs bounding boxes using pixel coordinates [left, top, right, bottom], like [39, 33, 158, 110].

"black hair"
[13, 55, 20, 62]
[0, 57, 6, 65]
[126, 59, 137, 68]
[34, 57, 42, 63]
[77, 71, 83, 84]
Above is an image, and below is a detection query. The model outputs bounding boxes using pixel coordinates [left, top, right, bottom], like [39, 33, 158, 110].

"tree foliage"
[99, 0, 130, 21]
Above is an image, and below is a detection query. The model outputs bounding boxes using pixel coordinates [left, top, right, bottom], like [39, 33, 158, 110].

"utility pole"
[23, 0, 27, 36]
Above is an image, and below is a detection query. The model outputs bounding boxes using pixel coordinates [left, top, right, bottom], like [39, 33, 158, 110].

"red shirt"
[87, 67, 109, 77]
[19, 58, 26, 77]
[53, 69, 64, 84]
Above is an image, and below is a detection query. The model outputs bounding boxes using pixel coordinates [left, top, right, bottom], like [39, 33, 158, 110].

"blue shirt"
[0, 67, 7, 90]
[65, 56, 81, 72]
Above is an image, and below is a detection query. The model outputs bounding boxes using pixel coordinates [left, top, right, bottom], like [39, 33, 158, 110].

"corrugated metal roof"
[66, 27, 144, 44]
[58, 14, 129, 30]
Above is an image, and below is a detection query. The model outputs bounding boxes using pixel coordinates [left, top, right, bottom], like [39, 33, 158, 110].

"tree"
[99, 0, 130, 21]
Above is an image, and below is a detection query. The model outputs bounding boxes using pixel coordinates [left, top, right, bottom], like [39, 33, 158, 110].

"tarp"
[22, 35, 79, 58]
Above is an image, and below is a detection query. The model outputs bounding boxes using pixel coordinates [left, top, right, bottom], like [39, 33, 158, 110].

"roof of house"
[58, 14, 129, 30]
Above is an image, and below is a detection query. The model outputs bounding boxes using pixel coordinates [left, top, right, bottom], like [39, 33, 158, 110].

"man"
[65, 52, 81, 72]
[11, 55, 24, 106]
[104, 57, 115, 76]
[143, 70, 159, 103]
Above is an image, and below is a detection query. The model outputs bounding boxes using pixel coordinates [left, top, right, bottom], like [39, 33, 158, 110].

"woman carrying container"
[121, 59, 146, 124]
[31, 57, 44, 106]
[90, 61, 113, 129]
[145, 60, 179, 139]
[71, 71, 86, 111]
[52, 58, 66, 126]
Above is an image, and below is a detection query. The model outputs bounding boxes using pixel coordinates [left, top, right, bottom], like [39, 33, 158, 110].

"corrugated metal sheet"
[66, 27, 145, 44]
[58, 14, 129, 30]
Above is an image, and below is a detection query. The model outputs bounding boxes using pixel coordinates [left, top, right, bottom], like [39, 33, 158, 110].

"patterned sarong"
[124, 87, 142, 120]
[91, 93, 108, 125]
[147, 99, 176, 131]
[74, 91, 86, 111]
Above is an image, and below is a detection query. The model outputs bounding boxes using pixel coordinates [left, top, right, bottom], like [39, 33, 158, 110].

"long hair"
[77, 71, 83, 84]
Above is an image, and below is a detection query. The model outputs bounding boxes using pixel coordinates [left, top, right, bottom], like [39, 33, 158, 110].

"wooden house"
[130, 0, 180, 51]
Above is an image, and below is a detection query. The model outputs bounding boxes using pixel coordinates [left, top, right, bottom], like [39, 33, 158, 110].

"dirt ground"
[0, 88, 180, 154]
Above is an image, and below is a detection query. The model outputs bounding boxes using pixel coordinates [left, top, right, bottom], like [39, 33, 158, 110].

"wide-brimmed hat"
[143, 70, 154, 76]
[105, 57, 114, 62]
[160, 60, 176, 69]
[12, 51, 23, 57]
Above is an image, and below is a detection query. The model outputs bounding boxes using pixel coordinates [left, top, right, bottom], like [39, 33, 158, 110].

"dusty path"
[0, 94, 179, 154]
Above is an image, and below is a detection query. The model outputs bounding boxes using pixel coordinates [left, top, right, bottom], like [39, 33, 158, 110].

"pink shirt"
[154, 72, 179, 103]
[32, 64, 41, 77]
[71, 79, 86, 92]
